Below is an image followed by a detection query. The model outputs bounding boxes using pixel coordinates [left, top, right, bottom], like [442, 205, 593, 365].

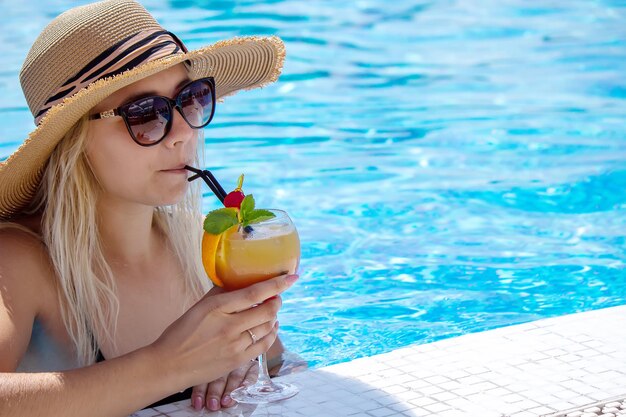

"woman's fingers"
[245, 321, 280, 357]
[205, 376, 227, 411]
[217, 274, 298, 314]
[239, 319, 279, 351]
[230, 295, 281, 335]
[191, 383, 208, 411]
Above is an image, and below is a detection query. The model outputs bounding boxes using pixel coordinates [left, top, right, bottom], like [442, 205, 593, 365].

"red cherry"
[224, 190, 245, 208]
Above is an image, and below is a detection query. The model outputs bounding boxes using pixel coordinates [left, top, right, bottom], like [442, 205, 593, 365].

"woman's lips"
[161, 163, 193, 175]
[161, 168, 188, 175]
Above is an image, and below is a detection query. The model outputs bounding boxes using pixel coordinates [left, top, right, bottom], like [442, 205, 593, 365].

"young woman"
[0, 0, 297, 415]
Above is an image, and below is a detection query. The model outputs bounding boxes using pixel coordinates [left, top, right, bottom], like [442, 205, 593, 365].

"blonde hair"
[26, 115, 208, 365]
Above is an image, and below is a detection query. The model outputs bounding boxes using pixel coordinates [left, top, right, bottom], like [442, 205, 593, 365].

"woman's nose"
[164, 107, 195, 148]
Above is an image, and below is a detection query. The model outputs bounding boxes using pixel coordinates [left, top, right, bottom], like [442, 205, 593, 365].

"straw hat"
[0, 0, 285, 220]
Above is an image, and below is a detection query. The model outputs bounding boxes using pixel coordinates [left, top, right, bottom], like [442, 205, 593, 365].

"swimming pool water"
[1, 0, 625, 368]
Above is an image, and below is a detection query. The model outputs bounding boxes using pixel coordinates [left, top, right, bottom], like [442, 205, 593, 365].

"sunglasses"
[89, 77, 216, 146]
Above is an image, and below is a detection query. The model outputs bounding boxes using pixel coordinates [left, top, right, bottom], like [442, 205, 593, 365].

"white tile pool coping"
[133, 305, 626, 417]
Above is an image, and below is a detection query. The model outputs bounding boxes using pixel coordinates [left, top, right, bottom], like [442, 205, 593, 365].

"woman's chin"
[153, 187, 188, 207]
[159, 192, 187, 206]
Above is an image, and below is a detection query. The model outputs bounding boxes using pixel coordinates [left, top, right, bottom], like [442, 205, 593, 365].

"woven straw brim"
[0, 35, 285, 220]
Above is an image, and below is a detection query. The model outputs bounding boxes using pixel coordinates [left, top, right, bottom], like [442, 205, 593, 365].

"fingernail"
[275, 320, 280, 329]
[209, 398, 220, 411]
[222, 395, 232, 406]
[286, 274, 299, 283]
[192, 396, 203, 410]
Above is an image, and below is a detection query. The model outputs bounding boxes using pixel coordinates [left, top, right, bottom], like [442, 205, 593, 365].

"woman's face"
[86, 64, 198, 209]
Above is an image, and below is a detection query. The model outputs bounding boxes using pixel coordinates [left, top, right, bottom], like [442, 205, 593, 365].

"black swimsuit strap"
[95, 348, 105, 363]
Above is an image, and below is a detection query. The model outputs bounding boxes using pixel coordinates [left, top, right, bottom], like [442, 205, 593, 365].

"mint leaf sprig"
[202, 208, 238, 234]
[239, 195, 275, 228]
[203, 194, 276, 235]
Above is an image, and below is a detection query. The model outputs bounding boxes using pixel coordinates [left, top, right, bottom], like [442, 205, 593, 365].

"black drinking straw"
[184, 165, 227, 203]
[204, 170, 227, 199]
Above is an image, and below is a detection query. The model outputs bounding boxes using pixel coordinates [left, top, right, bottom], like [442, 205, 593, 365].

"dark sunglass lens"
[179, 79, 214, 128]
[125, 97, 171, 144]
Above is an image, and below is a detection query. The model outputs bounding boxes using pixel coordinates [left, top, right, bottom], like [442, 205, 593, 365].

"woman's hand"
[190, 361, 258, 411]
[149, 274, 298, 393]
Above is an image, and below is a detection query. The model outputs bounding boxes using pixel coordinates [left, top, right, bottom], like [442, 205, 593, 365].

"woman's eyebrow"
[120, 77, 193, 104]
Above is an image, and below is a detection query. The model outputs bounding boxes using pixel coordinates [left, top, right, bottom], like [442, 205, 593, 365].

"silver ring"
[246, 329, 257, 344]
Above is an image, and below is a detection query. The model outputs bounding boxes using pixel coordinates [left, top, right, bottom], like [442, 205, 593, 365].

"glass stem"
[257, 353, 273, 385]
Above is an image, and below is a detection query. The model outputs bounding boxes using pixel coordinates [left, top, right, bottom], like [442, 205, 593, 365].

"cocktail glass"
[212, 209, 300, 404]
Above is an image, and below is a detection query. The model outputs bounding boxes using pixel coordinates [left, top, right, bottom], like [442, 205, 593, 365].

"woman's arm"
[0, 228, 296, 416]
[0, 347, 169, 417]
[0, 281, 291, 417]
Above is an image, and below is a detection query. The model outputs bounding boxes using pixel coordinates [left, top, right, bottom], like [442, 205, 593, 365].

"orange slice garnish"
[201, 230, 225, 287]
[201, 224, 241, 288]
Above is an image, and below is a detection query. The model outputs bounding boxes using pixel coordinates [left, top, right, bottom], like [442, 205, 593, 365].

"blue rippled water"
[1, 0, 625, 368]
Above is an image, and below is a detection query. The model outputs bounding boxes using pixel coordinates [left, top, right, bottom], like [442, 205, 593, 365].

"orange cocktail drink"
[214, 210, 300, 290]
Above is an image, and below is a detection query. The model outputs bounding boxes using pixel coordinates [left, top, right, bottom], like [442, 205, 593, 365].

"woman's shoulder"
[0, 220, 61, 371]
[0, 219, 56, 305]
[0, 218, 46, 260]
